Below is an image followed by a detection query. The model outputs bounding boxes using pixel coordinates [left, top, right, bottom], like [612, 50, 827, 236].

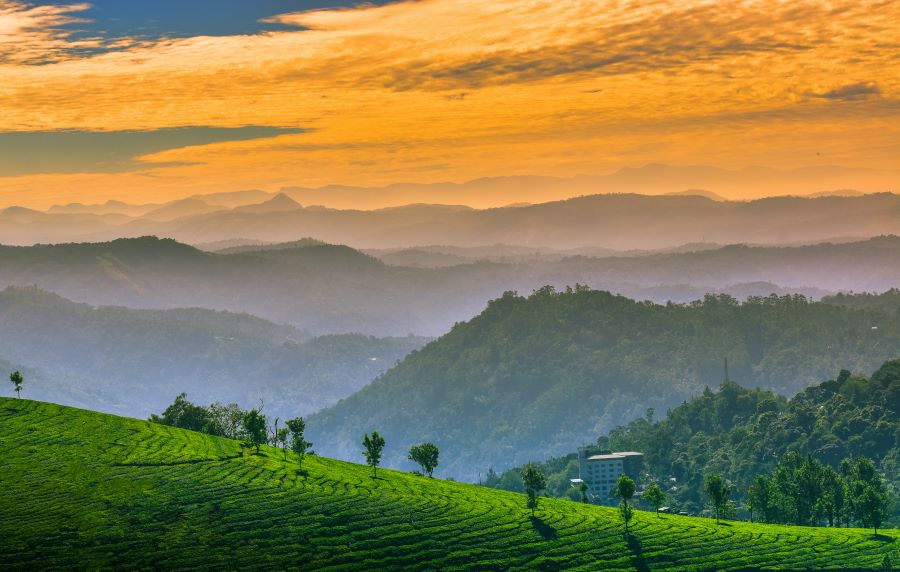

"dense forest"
[309, 287, 900, 480]
[486, 361, 899, 525]
[0, 286, 425, 419]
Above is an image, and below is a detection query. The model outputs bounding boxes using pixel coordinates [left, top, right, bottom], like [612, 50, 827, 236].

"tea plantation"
[0, 398, 896, 570]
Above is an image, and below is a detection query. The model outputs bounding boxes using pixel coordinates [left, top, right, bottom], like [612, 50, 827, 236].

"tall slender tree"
[363, 432, 386, 478]
[521, 463, 546, 516]
[615, 474, 636, 531]
[286, 417, 312, 469]
[643, 482, 666, 517]
[704, 473, 731, 524]
[9, 371, 23, 399]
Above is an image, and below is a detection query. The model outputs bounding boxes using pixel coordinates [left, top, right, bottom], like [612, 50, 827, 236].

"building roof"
[586, 451, 644, 461]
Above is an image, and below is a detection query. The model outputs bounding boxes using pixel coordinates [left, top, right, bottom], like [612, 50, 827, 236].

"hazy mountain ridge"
[0, 286, 426, 420]
[3, 235, 900, 336]
[2, 185, 899, 250]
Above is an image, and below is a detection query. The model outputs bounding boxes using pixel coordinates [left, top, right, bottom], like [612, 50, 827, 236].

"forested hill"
[308, 288, 900, 481]
[487, 360, 900, 524]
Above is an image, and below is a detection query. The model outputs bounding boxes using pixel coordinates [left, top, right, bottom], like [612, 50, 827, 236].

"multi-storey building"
[576, 448, 644, 505]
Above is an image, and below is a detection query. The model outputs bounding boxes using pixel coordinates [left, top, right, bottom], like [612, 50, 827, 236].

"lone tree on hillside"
[362, 431, 386, 478]
[844, 457, 890, 535]
[615, 474, 635, 532]
[643, 482, 666, 517]
[408, 442, 440, 477]
[242, 409, 268, 454]
[580, 481, 590, 504]
[286, 417, 313, 469]
[520, 463, 546, 516]
[9, 371, 23, 399]
[704, 473, 731, 524]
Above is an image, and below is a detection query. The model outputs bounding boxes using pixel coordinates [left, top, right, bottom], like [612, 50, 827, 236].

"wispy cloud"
[811, 82, 881, 101]
[0, 1, 143, 64]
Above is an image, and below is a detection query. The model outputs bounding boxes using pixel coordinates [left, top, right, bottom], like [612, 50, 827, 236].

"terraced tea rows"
[0, 399, 896, 570]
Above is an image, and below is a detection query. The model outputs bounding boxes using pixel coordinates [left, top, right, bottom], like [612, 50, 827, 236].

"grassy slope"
[0, 399, 896, 571]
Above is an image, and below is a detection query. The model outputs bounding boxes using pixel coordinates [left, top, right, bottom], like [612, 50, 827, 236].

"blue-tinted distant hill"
[3, 235, 900, 336]
[0, 286, 425, 420]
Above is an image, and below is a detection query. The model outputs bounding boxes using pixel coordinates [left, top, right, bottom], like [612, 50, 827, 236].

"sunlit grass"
[0, 398, 896, 570]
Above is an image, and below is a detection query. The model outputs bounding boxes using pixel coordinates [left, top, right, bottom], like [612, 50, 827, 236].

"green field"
[0, 399, 896, 571]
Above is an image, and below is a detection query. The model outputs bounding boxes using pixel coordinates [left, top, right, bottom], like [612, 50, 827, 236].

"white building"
[577, 449, 644, 505]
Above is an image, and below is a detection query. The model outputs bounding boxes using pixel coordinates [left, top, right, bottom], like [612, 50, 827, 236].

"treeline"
[150, 393, 313, 466]
[486, 360, 900, 527]
[746, 454, 889, 532]
[150, 393, 442, 478]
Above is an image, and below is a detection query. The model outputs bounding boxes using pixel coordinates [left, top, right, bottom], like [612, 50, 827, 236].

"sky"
[0, 0, 898, 209]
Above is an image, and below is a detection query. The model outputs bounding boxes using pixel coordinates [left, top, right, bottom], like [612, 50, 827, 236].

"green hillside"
[1, 399, 897, 570]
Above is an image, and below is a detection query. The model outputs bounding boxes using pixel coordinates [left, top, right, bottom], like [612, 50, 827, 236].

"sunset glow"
[1, 0, 898, 208]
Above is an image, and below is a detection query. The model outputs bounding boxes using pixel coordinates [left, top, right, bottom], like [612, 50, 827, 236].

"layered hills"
[0, 286, 424, 420]
[3, 235, 900, 336]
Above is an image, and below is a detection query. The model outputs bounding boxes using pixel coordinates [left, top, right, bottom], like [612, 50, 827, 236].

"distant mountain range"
[0, 172, 898, 250]
[0, 286, 425, 420]
[3, 235, 900, 336]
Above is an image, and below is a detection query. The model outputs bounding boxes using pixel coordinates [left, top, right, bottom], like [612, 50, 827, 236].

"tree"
[408, 442, 440, 477]
[643, 482, 666, 517]
[207, 402, 245, 439]
[242, 409, 267, 454]
[615, 474, 636, 531]
[150, 393, 219, 434]
[856, 484, 888, 536]
[844, 457, 890, 534]
[363, 432, 386, 478]
[704, 473, 731, 524]
[580, 481, 590, 504]
[286, 417, 312, 469]
[818, 466, 847, 527]
[9, 371, 23, 399]
[520, 463, 546, 516]
[275, 427, 290, 460]
[747, 475, 771, 523]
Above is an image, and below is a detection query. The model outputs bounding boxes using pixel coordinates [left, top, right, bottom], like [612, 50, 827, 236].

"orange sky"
[0, 0, 898, 209]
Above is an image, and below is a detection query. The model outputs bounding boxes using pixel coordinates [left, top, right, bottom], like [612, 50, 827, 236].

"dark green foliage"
[310, 288, 900, 480]
[363, 432, 386, 477]
[2, 399, 899, 570]
[705, 473, 731, 524]
[9, 371, 22, 399]
[149, 393, 220, 435]
[242, 409, 267, 454]
[493, 360, 900, 527]
[286, 417, 312, 469]
[521, 463, 546, 516]
[408, 443, 440, 477]
[844, 458, 891, 535]
[644, 482, 666, 517]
